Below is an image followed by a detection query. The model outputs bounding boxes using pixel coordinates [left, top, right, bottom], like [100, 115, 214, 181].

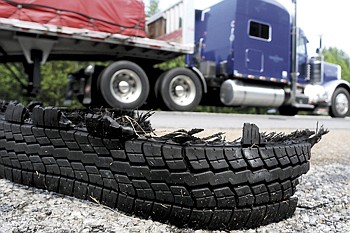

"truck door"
[232, 0, 291, 82]
[246, 49, 263, 72]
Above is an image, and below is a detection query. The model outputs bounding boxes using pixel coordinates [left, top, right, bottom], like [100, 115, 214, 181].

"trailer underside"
[0, 30, 187, 64]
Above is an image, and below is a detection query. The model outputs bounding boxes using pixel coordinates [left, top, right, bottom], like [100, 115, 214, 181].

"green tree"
[146, 0, 159, 17]
[38, 61, 81, 106]
[322, 47, 350, 83]
[155, 56, 185, 70]
[0, 61, 86, 106]
[0, 63, 28, 103]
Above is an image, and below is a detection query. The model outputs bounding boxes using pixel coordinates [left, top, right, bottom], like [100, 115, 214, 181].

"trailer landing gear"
[23, 50, 43, 96]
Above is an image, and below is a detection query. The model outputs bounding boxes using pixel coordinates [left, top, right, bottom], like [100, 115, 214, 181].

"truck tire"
[99, 61, 149, 110]
[278, 105, 298, 116]
[0, 102, 326, 230]
[159, 68, 202, 111]
[329, 87, 350, 118]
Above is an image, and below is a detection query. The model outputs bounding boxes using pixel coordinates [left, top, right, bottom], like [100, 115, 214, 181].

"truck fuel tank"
[220, 80, 285, 107]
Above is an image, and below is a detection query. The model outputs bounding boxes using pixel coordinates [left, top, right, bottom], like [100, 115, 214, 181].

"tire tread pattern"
[0, 117, 312, 230]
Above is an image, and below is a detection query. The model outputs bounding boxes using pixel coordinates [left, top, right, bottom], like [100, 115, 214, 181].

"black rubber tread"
[5, 103, 27, 123]
[32, 106, 72, 129]
[85, 113, 135, 139]
[241, 123, 266, 146]
[0, 116, 314, 230]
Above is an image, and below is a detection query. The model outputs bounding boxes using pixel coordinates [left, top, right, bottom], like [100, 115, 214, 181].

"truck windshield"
[297, 36, 307, 56]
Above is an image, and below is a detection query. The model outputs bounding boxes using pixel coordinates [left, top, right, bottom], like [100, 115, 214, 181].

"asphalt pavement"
[149, 111, 350, 130]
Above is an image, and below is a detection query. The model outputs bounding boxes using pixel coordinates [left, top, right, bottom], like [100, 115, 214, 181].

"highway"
[149, 111, 350, 130]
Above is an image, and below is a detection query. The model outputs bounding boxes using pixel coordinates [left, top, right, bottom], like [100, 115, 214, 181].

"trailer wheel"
[99, 61, 149, 109]
[278, 105, 298, 116]
[159, 68, 202, 111]
[329, 87, 350, 118]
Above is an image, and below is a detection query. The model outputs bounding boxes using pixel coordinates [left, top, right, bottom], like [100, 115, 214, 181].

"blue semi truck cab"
[183, 0, 350, 117]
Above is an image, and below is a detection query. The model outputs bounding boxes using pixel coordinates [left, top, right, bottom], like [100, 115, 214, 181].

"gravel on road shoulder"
[1, 164, 349, 233]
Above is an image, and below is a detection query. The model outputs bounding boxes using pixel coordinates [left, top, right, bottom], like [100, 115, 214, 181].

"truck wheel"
[329, 87, 350, 118]
[99, 61, 149, 109]
[279, 106, 298, 116]
[159, 68, 202, 111]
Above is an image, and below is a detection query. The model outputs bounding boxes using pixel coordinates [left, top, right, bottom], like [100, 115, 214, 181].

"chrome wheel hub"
[169, 75, 196, 106]
[335, 93, 349, 115]
[110, 69, 142, 104]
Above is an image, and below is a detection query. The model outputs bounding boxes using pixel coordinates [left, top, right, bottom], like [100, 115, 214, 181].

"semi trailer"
[0, 0, 349, 117]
